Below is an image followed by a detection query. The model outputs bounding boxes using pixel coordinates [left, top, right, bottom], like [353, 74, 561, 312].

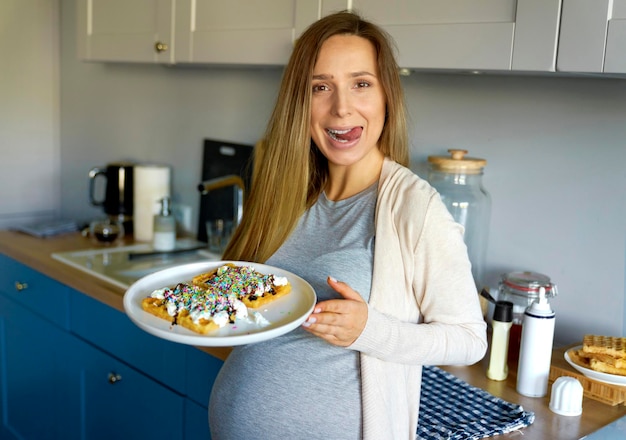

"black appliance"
[197, 139, 254, 242]
[88, 162, 134, 233]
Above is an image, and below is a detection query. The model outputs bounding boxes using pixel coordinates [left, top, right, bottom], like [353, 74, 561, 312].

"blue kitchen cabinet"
[0, 254, 223, 439]
[184, 343, 223, 440]
[0, 254, 72, 329]
[185, 342, 223, 408]
[0, 291, 185, 440]
[0, 294, 71, 440]
[70, 291, 190, 393]
[0, 254, 73, 440]
[64, 334, 185, 440]
[70, 290, 220, 439]
[185, 399, 211, 440]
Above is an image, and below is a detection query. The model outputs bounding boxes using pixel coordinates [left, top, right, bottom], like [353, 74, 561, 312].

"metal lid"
[427, 149, 487, 174]
[500, 271, 557, 297]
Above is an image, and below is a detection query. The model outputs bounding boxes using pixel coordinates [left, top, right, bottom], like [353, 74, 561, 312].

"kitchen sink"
[52, 239, 221, 290]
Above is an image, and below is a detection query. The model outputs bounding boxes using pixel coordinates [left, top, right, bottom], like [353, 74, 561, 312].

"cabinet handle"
[154, 42, 168, 53]
[108, 372, 123, 384]
[14, 282, 28, 291]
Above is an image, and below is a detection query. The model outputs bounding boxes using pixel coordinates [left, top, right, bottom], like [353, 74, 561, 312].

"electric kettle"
[88, 163, 134, 230]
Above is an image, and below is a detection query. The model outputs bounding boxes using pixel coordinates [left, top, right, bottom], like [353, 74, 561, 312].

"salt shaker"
[487, 301, 513, 381]
[516, 287, 556, 397]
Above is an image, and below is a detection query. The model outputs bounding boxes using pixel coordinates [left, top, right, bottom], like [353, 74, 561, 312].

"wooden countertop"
[441, 349, 626, 439]
[2, 230, 625, 438]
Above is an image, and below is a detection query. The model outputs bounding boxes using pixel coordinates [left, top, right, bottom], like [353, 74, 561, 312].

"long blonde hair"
[223, 11, 409, 263]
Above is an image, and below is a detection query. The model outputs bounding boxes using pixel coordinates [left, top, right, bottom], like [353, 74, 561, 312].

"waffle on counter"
[569, 335, 626, 376]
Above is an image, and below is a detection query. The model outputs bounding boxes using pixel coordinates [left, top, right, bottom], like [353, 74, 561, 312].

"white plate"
[564, 346, 626, 386]
[123, 261, 317, 347]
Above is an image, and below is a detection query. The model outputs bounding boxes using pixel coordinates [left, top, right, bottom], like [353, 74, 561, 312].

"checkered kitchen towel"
[416, 366, 535, 440]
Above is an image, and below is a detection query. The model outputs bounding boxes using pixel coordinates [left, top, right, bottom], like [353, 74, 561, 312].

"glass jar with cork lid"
[427, 149, 491, 292]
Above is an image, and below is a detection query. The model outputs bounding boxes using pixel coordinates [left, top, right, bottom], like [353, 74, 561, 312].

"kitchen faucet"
[197, 175, 245, 227]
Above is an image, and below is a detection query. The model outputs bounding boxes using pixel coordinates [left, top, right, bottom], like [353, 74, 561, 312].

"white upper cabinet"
[76, 0, 626, 76]
[77, 0, 174, 63]
[323, 0, 562, 71]
[76, 0, 561, 71]
[557, 0, 626, 73]
[174, 0, 318, 65]
[77, 0, 319, 65]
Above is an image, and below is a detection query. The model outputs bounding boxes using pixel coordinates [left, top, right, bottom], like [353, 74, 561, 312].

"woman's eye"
[312, 84, 328, 93]
[356, 81, 371, 88]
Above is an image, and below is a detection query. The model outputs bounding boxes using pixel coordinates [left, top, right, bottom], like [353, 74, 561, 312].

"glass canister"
[498, 271, 558, 325]
[427, 149, 491, 290]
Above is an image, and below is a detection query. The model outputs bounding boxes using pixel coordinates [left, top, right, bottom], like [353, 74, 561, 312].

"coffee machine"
[89, 162, 134, 233]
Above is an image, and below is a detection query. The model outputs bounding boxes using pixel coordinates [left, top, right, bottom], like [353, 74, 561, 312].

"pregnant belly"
[208, 328, 362, 439]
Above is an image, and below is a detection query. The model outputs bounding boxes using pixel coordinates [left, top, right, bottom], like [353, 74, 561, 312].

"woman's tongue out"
[327, 127, 363, 145]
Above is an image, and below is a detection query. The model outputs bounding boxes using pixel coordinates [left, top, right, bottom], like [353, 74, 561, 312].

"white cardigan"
[350, 158, 487, 439]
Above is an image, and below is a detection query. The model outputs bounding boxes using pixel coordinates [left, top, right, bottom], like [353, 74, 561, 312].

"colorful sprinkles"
[149, 265, 283, 325]
[212, 264, 285, 299]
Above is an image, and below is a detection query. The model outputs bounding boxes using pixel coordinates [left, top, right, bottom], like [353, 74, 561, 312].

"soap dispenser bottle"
[153, 197, 176, 251]
[516, 287, 556, 397]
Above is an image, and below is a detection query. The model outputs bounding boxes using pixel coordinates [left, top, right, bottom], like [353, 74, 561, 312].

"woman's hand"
[302, 276, 368, 347]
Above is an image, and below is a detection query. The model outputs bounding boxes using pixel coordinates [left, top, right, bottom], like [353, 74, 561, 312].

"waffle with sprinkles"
[141, 264, 291, 334]
[192, 263, 291, 309]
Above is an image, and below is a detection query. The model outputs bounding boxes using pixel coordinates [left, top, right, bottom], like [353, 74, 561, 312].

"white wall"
[402, 73, 626, 345]
[0, 0, 60, 226]
[59, 0, 626, 345]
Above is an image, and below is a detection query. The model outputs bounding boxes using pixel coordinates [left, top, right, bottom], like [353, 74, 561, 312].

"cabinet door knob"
[14, 282, 28, 291]
[108, 372, 123, 384]
[155, 42, 168, 53]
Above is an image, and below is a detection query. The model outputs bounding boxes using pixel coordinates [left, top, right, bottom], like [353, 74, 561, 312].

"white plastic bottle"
[487, 301, 513, 381]
[516, 287, 556, 397]
[153, 197, 176, 251]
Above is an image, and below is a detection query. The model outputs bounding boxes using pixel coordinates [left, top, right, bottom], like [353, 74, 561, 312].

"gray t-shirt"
[209, 183, 377, 439]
